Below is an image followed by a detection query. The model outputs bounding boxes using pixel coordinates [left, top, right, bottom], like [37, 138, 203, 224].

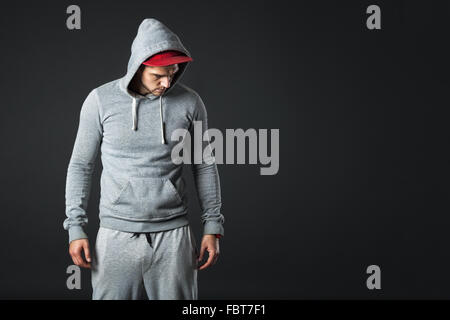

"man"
[64, 18, 224, 300]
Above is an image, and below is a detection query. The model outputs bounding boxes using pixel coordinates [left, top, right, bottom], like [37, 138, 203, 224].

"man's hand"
[197, 234, 220, 270]
[69, 238, 92, 269]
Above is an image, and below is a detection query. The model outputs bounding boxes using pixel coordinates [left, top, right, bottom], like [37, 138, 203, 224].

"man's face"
[139, 64, 179, 96]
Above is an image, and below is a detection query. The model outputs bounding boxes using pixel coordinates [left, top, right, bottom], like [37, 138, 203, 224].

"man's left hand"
[197, 235, 220, 270]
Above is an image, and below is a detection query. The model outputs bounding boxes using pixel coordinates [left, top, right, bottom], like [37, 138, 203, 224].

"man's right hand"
[69, 239, 92, 269]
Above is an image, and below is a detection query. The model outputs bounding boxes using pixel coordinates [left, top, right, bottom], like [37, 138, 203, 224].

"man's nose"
[161, 77, 171, 88]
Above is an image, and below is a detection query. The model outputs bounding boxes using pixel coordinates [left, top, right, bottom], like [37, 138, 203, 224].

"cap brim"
[142, 56, 193, 66]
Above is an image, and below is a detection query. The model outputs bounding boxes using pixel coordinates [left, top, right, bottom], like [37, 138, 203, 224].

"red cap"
[142, 50, 193, 66]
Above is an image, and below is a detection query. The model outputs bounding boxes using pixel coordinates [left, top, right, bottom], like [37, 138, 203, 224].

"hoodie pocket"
[104, 174, 186, 220]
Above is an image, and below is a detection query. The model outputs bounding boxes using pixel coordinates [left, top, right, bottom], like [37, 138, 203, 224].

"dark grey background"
[0, 0, 449, 299]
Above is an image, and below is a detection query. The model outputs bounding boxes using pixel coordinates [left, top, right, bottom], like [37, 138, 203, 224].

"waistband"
[130, 232, 153, 246]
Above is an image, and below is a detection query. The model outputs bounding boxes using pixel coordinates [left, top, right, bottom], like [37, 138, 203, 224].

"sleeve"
[189, 95, 225, 237]
[63, 89, 103, 244]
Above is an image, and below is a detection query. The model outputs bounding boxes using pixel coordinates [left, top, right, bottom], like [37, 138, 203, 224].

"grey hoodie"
[64, 18, 224, 243]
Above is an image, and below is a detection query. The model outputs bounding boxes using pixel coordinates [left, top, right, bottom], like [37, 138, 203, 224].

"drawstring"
[159, 95, 166, 144]
[131, 95, 166, 145]
[132, 97, 139, 131]
[130, 232, 152, 246]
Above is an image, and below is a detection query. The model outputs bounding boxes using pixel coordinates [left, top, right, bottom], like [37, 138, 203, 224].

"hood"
[119, 18, 193, 143]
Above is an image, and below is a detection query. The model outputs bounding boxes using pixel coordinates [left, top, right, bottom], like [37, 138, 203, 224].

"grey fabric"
[64, 18, 224, 244]
[91, 225, 198, 300]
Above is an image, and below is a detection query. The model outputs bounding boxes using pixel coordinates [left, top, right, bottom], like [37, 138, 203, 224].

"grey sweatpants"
[91, 224, 198, 300]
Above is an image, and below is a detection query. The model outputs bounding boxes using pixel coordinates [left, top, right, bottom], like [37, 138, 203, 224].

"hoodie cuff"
[203, 221, 224, 237]
[68, 226, 88, 244]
